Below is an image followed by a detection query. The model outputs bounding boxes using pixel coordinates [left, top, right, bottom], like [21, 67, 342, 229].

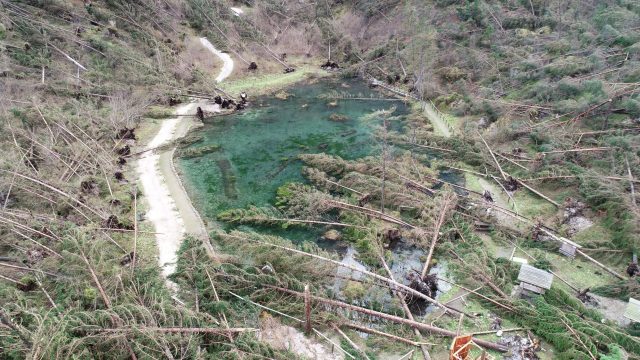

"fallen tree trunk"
[82, 327, 257, 334]
[324, 200, 415, 228]
[435, 277, 515, 312]
[421, 194, 455, 278]
[269, 286, 508, 352]
[345, 322, 427, 347]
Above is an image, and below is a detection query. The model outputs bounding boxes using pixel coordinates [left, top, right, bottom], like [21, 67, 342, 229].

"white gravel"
[137, 102, 196, 281]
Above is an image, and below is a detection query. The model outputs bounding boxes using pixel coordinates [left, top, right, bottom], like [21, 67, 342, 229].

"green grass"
[224, 65, 329, 95]
[572, 223, 612, 246]
[512, 190, 557, 219]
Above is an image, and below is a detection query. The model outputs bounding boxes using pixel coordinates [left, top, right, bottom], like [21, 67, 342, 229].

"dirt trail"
[137, 37, 233, 283]
[199, 37, 234, 83]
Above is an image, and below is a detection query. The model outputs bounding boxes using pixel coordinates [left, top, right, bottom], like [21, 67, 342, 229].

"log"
[515, 179, 560, 207]
[541, 147, 613, 154]
[325, 200, 415, 228]
[435, 277, 515, 312]
[345, 323, 426, 347]
[478, 132, 507, 180]
[10, 229, 63, 259]
[0, 262, 58, 277]
[523, 175, 640, 184]
[413, 143, 456, 153]
[576, 249, 625, 280]
[312, 328, 356, 359]
[421, 194, 454, 278]
[48, 42, 87, 70]
[471, 328, 524, 336]
[270, 286, 508, 352]
[0, 274, 26, 286]
[205, 269, 233, 343]
[228, 291, 302, 323]
[332, 325, 371, 360]
[81, 252, 111, 308]
[84, 327, 257, 334]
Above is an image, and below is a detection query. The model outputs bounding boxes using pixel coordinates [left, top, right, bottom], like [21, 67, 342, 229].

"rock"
[274, 91, 290, 100]
[328, 113, 348, 122]
[323, 229, 341, 241]
[261, 264, 275, 274]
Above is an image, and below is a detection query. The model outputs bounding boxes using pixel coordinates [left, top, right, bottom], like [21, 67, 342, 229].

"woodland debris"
[226, 233, 463, 314]
[269, 286, 507, 352]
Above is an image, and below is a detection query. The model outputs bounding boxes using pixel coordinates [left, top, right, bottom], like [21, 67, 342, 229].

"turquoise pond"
[177, 77, 454, 308]
[178, 78, 411, 223]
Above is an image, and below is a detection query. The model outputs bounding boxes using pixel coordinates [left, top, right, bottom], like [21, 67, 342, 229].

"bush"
[437, 66, 467, 82]
[545, 40, 571, 55]
[545, 56, 594, 78]
[621, 98, 640, 117]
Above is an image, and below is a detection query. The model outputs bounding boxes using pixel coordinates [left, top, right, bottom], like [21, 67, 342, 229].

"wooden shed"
[624, 297, 640, 323]
[558, 238, 581, 258]
[518, 264, 553, 296]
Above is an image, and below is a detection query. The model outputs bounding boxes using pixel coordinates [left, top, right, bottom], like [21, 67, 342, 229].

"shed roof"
[624, 298, 640, 323]
[517, 264, 553, 290]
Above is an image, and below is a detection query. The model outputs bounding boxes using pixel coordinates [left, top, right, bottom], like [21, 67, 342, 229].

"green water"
[178, 78, 410, 222]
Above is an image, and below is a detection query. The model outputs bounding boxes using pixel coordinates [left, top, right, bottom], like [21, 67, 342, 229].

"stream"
[178, 77, 451, 314]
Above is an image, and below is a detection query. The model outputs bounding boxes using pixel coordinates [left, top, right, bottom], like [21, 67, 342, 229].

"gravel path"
[137, 37, 233, 283]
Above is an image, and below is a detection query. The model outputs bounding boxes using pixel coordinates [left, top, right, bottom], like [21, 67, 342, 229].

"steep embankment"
[137, 37, 233, 280]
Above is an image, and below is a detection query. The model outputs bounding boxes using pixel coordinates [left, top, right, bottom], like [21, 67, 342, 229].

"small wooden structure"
[623, 297, 640, 323]
[450, 335, 494, 360]
[518, 264, 553, 296]
[557, 237, 581, 258]
[559, 241, 577, 258]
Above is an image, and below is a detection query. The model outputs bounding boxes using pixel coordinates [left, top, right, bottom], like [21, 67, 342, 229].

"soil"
[258, 315, 344, 360]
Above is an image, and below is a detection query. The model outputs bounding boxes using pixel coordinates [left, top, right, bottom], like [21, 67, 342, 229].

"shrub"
[621, 98, 640, 117]
[457, 0, 485, 26]
[545, 56, 594, 78]
[545, 40, 571, 55]
[437, 66, 467, 82]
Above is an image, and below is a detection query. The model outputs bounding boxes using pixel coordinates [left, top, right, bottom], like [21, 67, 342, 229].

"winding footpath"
[137, 37, 234, 283]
